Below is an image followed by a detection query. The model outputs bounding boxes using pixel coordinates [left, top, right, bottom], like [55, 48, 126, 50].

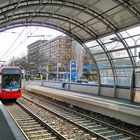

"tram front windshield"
[2, 74, 21, 89]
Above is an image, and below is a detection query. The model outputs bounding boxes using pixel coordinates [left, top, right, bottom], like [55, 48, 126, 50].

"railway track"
[13, 99, 98, 140]
[5, 102, 67, 140]
[20, 92, 140, 140]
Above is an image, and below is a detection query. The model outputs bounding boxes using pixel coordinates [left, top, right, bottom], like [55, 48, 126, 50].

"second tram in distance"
[0, 66, 23, 100]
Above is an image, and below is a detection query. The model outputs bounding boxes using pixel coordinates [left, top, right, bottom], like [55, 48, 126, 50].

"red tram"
[0, 66, 23, 99]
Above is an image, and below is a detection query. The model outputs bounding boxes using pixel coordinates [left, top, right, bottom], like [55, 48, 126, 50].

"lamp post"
[57, 62, 61, 81]
[51, 56, 61, 81]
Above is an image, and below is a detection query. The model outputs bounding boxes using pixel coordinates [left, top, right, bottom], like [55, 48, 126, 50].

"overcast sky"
[0, 26, 63, 64]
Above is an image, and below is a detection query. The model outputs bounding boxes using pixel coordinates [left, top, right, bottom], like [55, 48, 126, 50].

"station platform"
[0, 101, 27, 140]
[25, 85, 140, 126]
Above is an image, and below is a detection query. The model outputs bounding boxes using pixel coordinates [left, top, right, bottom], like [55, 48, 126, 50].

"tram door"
[134, 68, 140, 103]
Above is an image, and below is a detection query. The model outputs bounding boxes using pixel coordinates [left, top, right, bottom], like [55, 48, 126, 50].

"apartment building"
[27, 36, 72, 79]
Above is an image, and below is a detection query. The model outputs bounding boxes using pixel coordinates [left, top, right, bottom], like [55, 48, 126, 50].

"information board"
[70, 60, 77, 82]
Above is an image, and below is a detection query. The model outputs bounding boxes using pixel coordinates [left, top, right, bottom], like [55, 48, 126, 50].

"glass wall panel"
[110, 50, 129, 59]
[99, 69, 113, 77]
[94, 53, 108, 61]
[120, 31, 130, 38]
[89, 46, 104, 54]
[113, 58, 132, 68]
[85, 26, 140, 87]
[125, 26, 140, 36]
[130, 48, 139, 56]
[125, 38, 135, 46]
[136, 37, 140, 45]
[97, 61, 111, 69]
[105, 42, 124, 51]
[101, 76, 114, 85]
[116, 68, 133, 77]
[116, 76, 131, 86]
[134, 56, 140, 66]
[131, 48, 140, 66]
[125, 36, 140, 47]
[134, 36, 140, 44]
[85, 40, 99, 48]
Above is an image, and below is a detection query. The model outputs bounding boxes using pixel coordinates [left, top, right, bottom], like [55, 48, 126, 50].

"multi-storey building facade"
[27, 40, 47, 63]
[27, 40, 47, 74]
[39, 36, 72, 78]
[27, 36, 72, 79]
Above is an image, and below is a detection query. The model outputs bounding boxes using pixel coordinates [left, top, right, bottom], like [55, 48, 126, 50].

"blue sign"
[70, 60, 77, 82]
[63, 73, 67, 80]
[83, 65, 96, 70]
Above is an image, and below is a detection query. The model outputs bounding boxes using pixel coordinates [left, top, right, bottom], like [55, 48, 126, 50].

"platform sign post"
[70, 60, 77, 82]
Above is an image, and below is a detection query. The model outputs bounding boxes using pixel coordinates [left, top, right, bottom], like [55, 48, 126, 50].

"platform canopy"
[0, 0, 140, 89]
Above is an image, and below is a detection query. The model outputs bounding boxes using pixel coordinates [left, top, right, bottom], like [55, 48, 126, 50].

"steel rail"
[23, 94, 140, 140]
[5, 101, 68, 140]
